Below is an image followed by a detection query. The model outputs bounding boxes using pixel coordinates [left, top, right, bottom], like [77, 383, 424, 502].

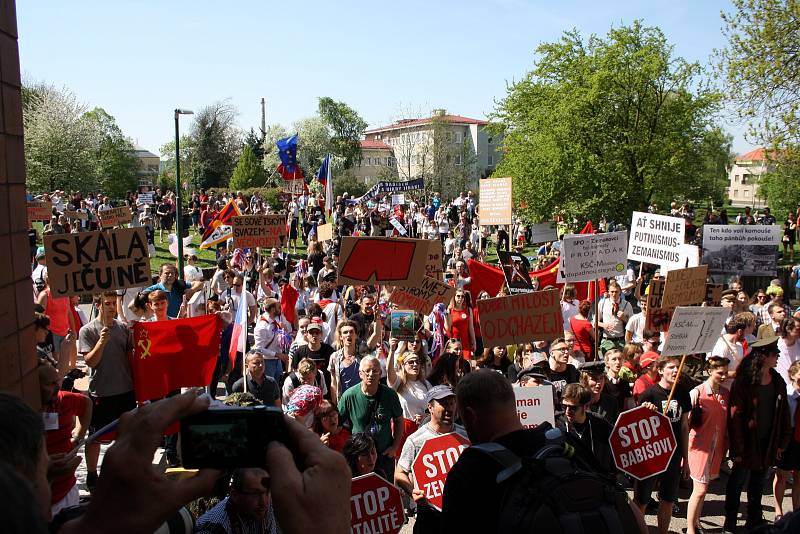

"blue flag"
[276, 134, 298, 173]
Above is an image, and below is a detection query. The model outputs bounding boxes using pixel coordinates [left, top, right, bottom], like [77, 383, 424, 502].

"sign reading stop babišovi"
[44, 228, 151, 298]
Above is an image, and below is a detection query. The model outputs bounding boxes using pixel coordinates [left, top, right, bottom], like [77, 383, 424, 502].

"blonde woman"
[387, 348, 432, 452]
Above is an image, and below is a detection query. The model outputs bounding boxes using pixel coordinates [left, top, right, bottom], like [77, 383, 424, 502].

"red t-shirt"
[326, 427, 351, 453]
[633, 374, 657, 404]
[45, 391, 87, 502]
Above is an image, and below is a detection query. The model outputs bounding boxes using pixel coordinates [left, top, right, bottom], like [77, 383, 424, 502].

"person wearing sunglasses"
[556, 382, 614, 474]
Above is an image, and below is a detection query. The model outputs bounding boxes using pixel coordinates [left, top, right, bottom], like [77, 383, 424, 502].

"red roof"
[736, 148, 767, 162]
[365, 114, 488, 134]
[359, 139, 392, 150]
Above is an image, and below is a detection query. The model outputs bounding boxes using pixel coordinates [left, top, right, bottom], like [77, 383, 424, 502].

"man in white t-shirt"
[227, 274, 257, 325]
[710, 314, 746, 385]
[625, 298, 648, 343]
[561, 285, 578, 334]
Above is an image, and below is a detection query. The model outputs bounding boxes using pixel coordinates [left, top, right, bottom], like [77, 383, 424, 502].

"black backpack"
[473, 428, 641, 534]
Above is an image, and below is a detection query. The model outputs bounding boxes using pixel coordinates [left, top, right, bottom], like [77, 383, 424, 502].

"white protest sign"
[560, 231, 627, 282]
[529, 222, 558, 244]
[661, 306, 730, 357]
[391, 194, 405, 206]
[628, 211, 685, 267]
[138, 192, 154, 205]
[514, 385, 555, 428]
[701, 224, 782, 276]
[389, 217, 407, 236]
[659, 244, 699, 275]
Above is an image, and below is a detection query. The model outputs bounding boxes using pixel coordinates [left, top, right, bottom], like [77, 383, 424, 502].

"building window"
[744, 190, 750, 197]
[445, 132, 453, 142]
[488, 155, 494, 166]
[454, 132, 461, 144]
[733, 189, 739, 197]
[364, 176, 370, 183]
[734, 174, 739, 183]
[455, 154, 462, 165]
[741, 174, 748, 184]
[488, 137, 493, 144]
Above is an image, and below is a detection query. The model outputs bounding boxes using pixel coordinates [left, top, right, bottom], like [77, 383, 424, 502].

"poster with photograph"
[390, 310, 417, 341]
[701, 225, 782, 276]
[497, 251, 533, 293]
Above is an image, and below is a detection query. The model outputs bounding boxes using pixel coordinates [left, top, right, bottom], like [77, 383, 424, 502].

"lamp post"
[174, 108, 194, 279]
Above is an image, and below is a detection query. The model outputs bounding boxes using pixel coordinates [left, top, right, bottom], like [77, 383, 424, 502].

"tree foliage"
[84, 107, 140, 199]
[719, 0, 800, 147]
[318, 97, 368, 169]
[24, 84, 100, 193]
[230, 144, 267, 190]
[190, 100, 242, 190]
[492, 22, 726, 224]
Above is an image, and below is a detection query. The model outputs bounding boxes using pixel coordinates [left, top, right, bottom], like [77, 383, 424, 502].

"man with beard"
[193, 468, 278, 533]
[395, 385, 467, 533]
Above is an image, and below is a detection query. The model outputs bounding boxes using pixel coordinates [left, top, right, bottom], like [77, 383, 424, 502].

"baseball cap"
[424, 385, 455, 404]
[639, 351, 659, 369]
[307, 319, 323, 332]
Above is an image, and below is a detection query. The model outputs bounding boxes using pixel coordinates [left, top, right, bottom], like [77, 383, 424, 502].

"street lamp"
[174, 108, 194, 279]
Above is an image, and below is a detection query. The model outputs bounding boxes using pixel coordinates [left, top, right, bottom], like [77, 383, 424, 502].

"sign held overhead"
[628, 211, 685, 267]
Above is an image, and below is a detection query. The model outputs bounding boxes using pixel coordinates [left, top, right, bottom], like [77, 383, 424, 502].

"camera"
[179, 406, 288, 469]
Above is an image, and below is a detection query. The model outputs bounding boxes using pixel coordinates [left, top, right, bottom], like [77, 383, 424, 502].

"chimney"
[431, 108, 446, 117]
[260, 98, 266, 137]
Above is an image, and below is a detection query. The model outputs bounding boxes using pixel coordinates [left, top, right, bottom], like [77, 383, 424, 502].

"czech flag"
[316, 154, 333, 215]
[228, 289, 248, 370]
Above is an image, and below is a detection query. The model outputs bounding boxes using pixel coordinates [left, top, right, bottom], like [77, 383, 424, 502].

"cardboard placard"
[44, 228, 151, 297]
[528, 222, 558, 244]
[28, 201, 53, 222]
[661, 265, 709, 309]
[705, 283, 723, 306]
[701, 224, 782, 276]
[231, 215, 286, 249]
[661, 306, 731, 356]
[476, 289, 562, 346]
[424, 239, 444, 281]
[514, 385, 555, 429]
[644, 278, 671, 332]
[498, 251, 534, 293]
[628, 211, 685, 268]
[64, 210, 88, 220]
[316, 223, 333, 242]
[98, 206, 133, 228]
[390, 310, 416, 341]
[337, 236, 429, 286]
[277, 192, 292, 204]
[389, 276, 456, 316]
[478, 177, 512, 226]
[560, 231, 628, 282]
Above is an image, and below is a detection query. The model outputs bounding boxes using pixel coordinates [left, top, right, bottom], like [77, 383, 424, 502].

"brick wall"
[0, 0, 39, 409]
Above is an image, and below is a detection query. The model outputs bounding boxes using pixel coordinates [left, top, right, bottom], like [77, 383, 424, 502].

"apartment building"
[728, 148, 770, 208]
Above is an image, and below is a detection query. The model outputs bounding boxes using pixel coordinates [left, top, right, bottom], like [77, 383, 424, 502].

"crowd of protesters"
[9, 184, 800, 533]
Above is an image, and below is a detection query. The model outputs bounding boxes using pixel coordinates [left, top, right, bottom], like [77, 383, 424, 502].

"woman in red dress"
[569, 300, 595, 361]
[446, 289, 476, 360]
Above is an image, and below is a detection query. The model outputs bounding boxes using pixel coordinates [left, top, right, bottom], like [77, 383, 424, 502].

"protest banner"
[231, 215, 286, 248]
[412, 433, 470, 512]
[661, 306, 730, 357]
[498, 251, 534, 293]
[560, 231, 627, 282]
[345, 177, 425, 206]
[98, 206, 133, 228]
[337, 236, 428, 286]
[609, 406, 677, 480]
[514, 385, 555, 429]
[628, 211, 685, 268]
[661, 265, 708, 309]
[44, 227, 151, 297]
[350, 473, 404, 534]
[390, 310, 416, 341]
[528, 222, 559, 244]
[137, 192, 154, 205]
[316, 223, 333, 242]
[277, 192, 292, 204]
[476, 289, 562, 346]
[64, 210, 88, 220]
[644, 278, 671, 332]
[701, 224, 782, 276]
[389, 217, 407, 236]
[283, 179, 305, 195]
[391, 194, 405, 206]
[478, 177, 512, 226]
[27, 201, 53, 222]
[424, 239, 444, 280]
[389, 276, 456, 316]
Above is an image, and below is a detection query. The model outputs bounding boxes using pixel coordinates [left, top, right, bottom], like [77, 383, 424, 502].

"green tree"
[159, 134, 195, 191]
[84, 107, 140, 199]
[23, 84, 99, 193]
[190, 100, 241, 189]
[294, 116, 334, 176]
[719, 0, 800, 147]
[230, 144, 267, 190]
[318, 97, 368, 169]
[491, 22, 724, 224]
[333, 171, 370, 198]
[244, 128, 265, 161]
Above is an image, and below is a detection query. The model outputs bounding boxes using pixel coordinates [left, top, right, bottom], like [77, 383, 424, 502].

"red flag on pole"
[131, 315, 221, 402]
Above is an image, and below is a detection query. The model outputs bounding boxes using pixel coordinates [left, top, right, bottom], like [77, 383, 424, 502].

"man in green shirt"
[338, 356, 403, 480]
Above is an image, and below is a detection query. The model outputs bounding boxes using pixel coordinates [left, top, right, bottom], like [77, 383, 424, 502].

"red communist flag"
[132, 315, 221, 402]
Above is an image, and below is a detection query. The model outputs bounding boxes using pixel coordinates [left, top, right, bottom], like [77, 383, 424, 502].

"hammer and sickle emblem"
[138, 339, 152, 359]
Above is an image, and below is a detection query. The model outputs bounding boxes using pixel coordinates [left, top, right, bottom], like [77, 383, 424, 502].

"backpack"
[473, 428, 641, 534]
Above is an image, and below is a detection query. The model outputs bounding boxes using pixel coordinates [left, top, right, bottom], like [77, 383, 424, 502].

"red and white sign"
[350, 473, 404, 534]
[411, 432, 471, 512]
[609, 406, 677, 480]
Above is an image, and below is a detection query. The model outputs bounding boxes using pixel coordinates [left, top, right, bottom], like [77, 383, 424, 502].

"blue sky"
[18, 0, 751, 156]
